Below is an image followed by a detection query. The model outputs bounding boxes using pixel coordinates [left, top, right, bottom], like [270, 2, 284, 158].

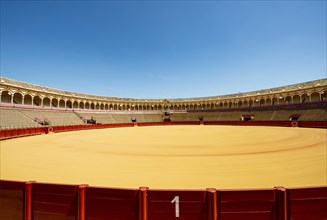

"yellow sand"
[0, 125, 326, 189]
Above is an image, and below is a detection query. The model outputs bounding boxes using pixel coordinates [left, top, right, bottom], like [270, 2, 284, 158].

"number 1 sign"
[171, 196, 180, 218]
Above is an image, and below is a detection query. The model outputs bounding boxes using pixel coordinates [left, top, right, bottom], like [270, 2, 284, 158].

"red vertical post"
[78, 184, 88, 220]
[207, 188, 218, 220]
[24, 181, 35, 220]
[274, 187, 289, 220]
[138, 187, 148, 220]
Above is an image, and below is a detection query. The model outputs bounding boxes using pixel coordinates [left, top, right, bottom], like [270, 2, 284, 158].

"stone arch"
[211, 103, 215, 109]
[85, 102, 90, 109]
[24, 94, 33, 105]
[59, 99, 65, 108]
[277, 96, 285, 105]
[13, 92, 23, 104]
[284, 96, 292, 105]
[293, 95, 301, 104]
[259, 98, 265, 106]
[301, 93, 309, 103]
[34, 95, 41, 106]
[80, 102, 85, 109]
[51, 98, 59, 107]
[248, 100, 254, 107]
[43, 97, 51, 107]
[66, 100, 73, 109]
[310, 92, 320, 102]
[1, 90, 11, 103]
[73, 101, 78, 109]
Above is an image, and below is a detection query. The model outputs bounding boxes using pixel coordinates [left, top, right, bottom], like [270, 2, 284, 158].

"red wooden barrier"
[33, 182, 79, 220]
[147, 189, 207, 220]
[86, 186, 138, 220]
[5, 129, 13, 139]
[0, 130, 6, 140]
[218, 189, 277, 220]
[1, 120, 325, 141]
[207, 188, 218, 220]
[53, 126, 59, 132]
[32, 128, 36, 135]
[35, 127, 40, 134]
[25, 181, 34, 220]
[139, 187, 148, 220]
[17, 128, 24, 137]
[78, 185, 87, 220]
[12, 129, 18, 138]
[0, 181, 326, 220]
[25, 128, 31, 136]
[298, 121, 327, 128]
[0, 180, 25, 220]
[286, 186, 327, 220]
[275, 187, 287, 220]
[31, 127, 37, 135]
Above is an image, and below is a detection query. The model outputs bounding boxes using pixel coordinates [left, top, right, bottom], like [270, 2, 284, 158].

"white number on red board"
[171, 196, 180, 218]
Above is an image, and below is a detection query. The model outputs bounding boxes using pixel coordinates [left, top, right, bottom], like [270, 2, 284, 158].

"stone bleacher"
[78, 112, 163, 124]
[79, 112, 116, 124]
[1, 104, 326, 129]
[18, 108, 84, 126]
[298, 109, 327, 121]
[0, 108, 41, 129]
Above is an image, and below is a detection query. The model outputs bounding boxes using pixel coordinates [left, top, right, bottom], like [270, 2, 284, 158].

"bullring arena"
[0, 77, 326, 220]
[2, 125, 326, 190]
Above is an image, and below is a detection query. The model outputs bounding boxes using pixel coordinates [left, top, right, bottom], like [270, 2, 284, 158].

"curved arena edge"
[1, 121, 327, 220]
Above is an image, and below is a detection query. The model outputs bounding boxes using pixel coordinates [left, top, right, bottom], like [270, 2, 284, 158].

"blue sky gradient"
[1, 1, 326, 98]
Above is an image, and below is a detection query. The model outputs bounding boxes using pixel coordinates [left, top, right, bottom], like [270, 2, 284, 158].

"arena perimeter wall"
[0, 180, 326, 220]
[0, 120, 327, 140]
[1, 122, 326, 220]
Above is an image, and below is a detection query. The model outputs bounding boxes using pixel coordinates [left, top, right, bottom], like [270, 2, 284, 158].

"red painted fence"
[0, 180, 326, 220]
[287, 186, 327, 220]
[1, 121, 326, 141]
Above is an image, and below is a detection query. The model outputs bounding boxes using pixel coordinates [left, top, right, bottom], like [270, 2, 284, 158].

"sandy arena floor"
[0, 125, 326, 189]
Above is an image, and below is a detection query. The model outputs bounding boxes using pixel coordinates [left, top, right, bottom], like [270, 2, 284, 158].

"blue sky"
[1, 1, 326, 99]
